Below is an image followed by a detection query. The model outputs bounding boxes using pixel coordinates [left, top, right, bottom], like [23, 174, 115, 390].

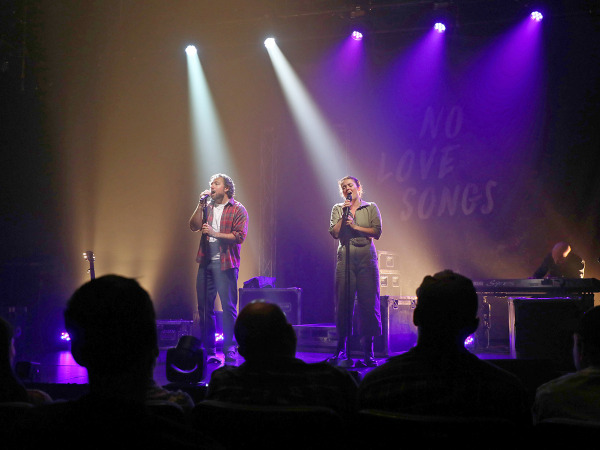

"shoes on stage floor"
[327, 351, 353, 368]
[355, 357, 378, 368]
[337, 357, 354, 368]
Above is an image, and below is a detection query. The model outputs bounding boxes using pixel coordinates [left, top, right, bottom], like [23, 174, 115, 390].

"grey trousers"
[334, 242, 382, 339]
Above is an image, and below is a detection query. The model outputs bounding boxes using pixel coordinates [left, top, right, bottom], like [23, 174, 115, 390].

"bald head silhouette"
[234, 302, 297, 361]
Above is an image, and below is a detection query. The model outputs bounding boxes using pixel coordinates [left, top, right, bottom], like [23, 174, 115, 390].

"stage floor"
[20, 344, 513, 388]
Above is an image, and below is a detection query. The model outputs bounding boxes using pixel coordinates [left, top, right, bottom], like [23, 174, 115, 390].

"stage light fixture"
[166, 335, 207, 384]
[185, 45, 197, 55]
[351, 30, 363, 41]
[464, 334, 476, 349]
[434, 22, 446, 33]
[530, 11, 543, 21]
[264, 37, 276, 49]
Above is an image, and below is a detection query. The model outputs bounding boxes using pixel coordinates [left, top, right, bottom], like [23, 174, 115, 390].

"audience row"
[2, 271, 600, 448]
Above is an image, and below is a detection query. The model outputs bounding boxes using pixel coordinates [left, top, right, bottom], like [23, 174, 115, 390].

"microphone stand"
[200, 200, 217, 362]
[342, 194, 352, 361]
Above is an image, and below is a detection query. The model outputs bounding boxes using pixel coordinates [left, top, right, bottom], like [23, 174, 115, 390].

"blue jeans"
[196, 259, 239, 353]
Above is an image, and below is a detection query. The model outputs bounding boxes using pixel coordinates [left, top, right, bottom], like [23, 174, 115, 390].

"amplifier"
[380, 271, 401, 296]
[239, 288, 302, 324]
[156, 320, 194, 349]
[378, 251, 399, 271]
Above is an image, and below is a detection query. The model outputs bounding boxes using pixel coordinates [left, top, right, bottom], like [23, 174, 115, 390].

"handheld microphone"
[343, 192, 352, 217]
[199, 193, 210, 203]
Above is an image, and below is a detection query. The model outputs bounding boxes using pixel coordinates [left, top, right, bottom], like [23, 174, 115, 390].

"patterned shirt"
[196, 198, 248, 270]
[357, 346, 531, 425]
[206, 357, 358, 417]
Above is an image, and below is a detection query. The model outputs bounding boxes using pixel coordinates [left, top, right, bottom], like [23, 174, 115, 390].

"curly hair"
[211, 173, 236, 198]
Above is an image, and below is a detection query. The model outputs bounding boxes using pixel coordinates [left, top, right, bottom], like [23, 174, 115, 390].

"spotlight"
[60, 331, 71, 342]
[166, 336, 207, 384]
[530, 11, 543, 21]
[434, 22, 446, 33]
[185, 45, 197, 55]
[464, 334, 476, 349]
[351, 30, 363, 41]
[264, 37, 276, 49]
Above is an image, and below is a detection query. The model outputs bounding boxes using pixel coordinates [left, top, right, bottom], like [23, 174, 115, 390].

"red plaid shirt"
[196, 198, 248, 270]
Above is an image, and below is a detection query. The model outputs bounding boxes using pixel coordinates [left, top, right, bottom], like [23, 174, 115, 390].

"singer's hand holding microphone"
[342, 192, 355, 228]
[199, 190, 210, 204]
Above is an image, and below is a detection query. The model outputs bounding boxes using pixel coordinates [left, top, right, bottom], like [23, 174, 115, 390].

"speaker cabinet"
[380, 271, 401, 297]
[508, 296, 594, 371]
[239, 288, 302, 325]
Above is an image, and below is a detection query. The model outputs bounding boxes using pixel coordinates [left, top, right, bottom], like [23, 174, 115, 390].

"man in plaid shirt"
[190, 173, 248, 364]
[357, 270, 530, 426]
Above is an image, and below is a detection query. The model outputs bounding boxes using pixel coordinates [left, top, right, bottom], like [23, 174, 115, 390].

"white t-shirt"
[210, 203, 225, 260]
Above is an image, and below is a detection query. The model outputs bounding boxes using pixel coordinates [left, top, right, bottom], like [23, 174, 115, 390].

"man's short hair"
[234, 301, 296, 359]
[210, 173, 235, 198]
[415, 270, 479, 330]
[64, 275, 158, 373]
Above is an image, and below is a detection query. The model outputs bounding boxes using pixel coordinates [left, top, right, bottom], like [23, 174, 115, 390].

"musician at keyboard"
[533, 241, 585, 279]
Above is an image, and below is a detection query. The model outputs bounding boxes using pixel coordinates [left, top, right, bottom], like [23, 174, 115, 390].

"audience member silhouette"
[532, 305, 600, 424]
[19, 275, 217, 449]
[0, 316, 51, 405]
[357, 270, 530, 425]
[206, 301, 358, 417]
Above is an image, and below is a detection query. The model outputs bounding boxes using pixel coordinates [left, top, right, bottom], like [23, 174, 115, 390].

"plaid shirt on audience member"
[357, 346, 531, 426]
[195, 198, 248, 270]
[206, 357, 358, 417]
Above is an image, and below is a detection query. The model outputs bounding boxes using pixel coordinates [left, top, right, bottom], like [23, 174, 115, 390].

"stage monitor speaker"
[239, 288, 302, 325]
[508, 296, 594, 371]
